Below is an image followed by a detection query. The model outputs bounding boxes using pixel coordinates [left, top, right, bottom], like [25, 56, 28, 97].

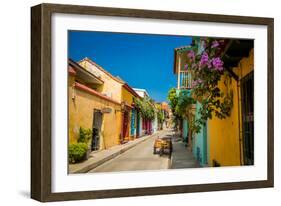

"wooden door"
[91, 110, 103, 151]
[122, 111, 129, 141]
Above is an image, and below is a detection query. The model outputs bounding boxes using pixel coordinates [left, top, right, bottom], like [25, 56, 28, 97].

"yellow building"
[121, 83, 140, 142]
[173, 39, 254, 167]
[68, 58, 123, 150]
[208, 41, 254, 166]
[79, 57, 124, 102]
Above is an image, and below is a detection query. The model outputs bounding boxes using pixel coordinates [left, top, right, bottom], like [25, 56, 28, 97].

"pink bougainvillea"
[183, 38, 232, 130]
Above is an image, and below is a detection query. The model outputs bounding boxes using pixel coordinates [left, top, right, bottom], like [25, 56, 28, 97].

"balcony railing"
[179, 70, 193, 89]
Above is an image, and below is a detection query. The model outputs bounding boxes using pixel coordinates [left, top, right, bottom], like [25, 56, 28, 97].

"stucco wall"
[233, 49, 254, 79]
[68, 77, 122, 150]
[153, 114, 158, 133]
[208, 49, 254, 166]
[121, 87, 134, 105]
[79, 60, 123, 103]
[138, 115, 143, 136]
[121, 87, 135, 140]
[193, 102, 208, 166]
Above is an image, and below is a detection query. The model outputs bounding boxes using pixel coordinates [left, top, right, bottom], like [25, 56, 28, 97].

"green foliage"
[168, 88, 198, 131]
[168, 38, 235, 134]
[78, 127, 92, 145]
[167, 88, 181, 127]
[157, 110, 165, 123]
[68, 143, 88, 163]
[175, 91, 196, 118]
[168, 88, 195, 119]
[176, 91, 202, 134]
[167, 88, 178, 114]
[154, 104, 165, 123]
[134, 97, 156, 120]
[185, 38, 234, 127]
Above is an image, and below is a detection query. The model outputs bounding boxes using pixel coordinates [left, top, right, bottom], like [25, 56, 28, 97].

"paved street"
[171, 137, 200, 169]
[88, 130, 173, 173]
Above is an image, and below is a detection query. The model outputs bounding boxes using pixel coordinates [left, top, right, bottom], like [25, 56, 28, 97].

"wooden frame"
[31, 3, 274, 202]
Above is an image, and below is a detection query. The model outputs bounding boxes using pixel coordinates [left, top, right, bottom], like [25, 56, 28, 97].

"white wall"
[0, 0, 280, 205]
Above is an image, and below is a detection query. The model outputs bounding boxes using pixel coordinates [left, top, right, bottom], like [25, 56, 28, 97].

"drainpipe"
[237, 80, 242, 165]
[236, 62, 243, 166]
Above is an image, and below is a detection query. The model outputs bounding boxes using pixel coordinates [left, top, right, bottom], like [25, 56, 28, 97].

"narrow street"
[88, 129, 200, 173]
[67, 34, 255, 175]
[88, 130, 173, 173]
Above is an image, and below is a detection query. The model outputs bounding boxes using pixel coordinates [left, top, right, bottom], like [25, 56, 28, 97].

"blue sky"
[68, 31, 192, 102]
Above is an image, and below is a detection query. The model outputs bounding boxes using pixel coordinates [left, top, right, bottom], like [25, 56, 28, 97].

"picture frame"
[31, 3, 274, 202]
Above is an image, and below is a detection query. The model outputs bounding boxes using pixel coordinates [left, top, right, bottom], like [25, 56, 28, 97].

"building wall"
[233, 49, 254, 78]
[153, 113, 158, 133]
[134, 90, 148, 98]
[121, 87, 136, 140]
[68, 77, 122, 150]
[138, 115, 143, 136]
[208, 49, 254, 166]
[193, 102, 208, 166]
[79, 59, 123, 103]
[122, 87, 134, 106]
[130, 108, 137, 136]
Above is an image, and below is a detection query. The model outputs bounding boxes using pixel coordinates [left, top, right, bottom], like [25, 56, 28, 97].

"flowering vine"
[134, 96, 156, 120]
[185, 38, 234, 132]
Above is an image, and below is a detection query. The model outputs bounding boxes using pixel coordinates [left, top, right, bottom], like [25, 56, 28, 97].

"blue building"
[173, 44, 208, 166]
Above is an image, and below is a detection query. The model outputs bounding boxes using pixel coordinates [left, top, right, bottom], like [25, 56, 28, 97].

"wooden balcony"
[178, 70, 193, 89]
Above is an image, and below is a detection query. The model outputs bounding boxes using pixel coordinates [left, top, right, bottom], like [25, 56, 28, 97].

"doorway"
[122, 110, 129, 142]
[91, 110, 103, 151]
[130, 109, 135, 137]
[241, 71, 254, 165]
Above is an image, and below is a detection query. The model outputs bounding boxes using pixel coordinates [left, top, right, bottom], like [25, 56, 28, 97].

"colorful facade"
[153, 102, 170, 130]
[173, 39, 254, 167]
[79, 57, 124, 103]
[133, 88, 153, 135]
[208, 46, 254, 166]
[193, 102, 208, 166]
[174, 51, 203, 155]
[160, 102, 170, 129]
[152, 111, 158, 133]
[68, 59, 122, 150]
[121, 84, 140, 143]
[69, 57, 158, 154]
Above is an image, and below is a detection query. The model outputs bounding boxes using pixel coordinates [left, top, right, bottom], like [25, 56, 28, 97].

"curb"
[71, 132, 160, 173]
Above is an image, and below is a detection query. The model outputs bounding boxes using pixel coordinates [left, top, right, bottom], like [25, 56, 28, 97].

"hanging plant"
[167, 88, 179, 116]
[157, 110, 164, 123]
[185, 38, 234, 130]
[134, 96, 155, 120]
[175, 90, 196, 118]
[155, 104, 165, 123]
[167, 87, 182, 128]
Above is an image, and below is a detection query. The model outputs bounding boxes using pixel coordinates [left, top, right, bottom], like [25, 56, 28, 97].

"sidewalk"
[170, 137, 200, 169]
[69, 131, 161, 174]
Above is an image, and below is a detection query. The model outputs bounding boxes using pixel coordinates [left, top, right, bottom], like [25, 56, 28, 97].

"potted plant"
[78, 127, 92, 160]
